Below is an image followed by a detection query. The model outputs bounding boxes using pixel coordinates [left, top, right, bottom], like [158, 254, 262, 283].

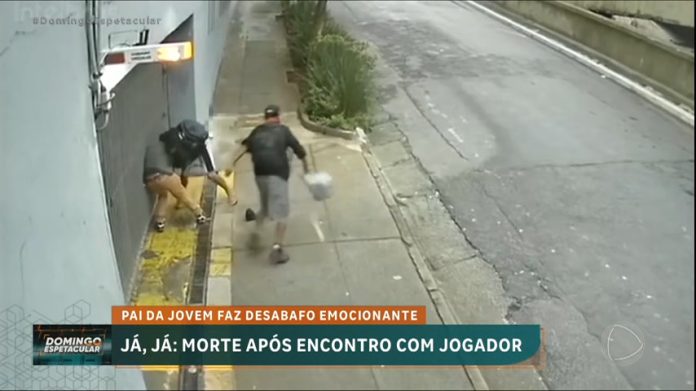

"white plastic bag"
[304, 172, 333, 201]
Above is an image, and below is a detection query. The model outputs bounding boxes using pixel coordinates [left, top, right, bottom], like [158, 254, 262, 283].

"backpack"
[160, 120, 209, 168]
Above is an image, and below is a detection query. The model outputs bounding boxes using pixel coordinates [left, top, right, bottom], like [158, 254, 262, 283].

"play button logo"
[601, 323, 645, 366]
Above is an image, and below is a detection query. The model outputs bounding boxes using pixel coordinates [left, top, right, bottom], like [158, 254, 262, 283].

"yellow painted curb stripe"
[204, 366, 235, 371]
[131, 177, 205, 306]
[138, 366, 180, 372]
[128, 177, 205, 385]
[129, 171, 237, 386]
[210, 171, 237, 388]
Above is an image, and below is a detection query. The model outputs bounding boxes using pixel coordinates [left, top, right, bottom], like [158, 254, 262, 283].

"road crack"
[476, 179, 525, 241]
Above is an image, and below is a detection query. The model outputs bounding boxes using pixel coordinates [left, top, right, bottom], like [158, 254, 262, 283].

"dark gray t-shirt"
[142, 134, 174, 183]
[242, 123, 307, 181]
[142, 133, 217, 183]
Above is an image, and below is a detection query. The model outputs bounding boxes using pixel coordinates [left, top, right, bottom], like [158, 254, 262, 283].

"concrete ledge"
[565, 0, 694, 28]
[361, 147, 491, 391]
[486, 0, 694, 108]
[297, 104, 356, 140]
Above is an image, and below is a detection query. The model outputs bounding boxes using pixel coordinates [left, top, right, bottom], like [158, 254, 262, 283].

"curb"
[360, 143, 490, 391]
[296, 104, 356, 140]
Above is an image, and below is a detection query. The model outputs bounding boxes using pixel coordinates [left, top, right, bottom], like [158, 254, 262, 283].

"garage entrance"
[97, 16, 196, 295]
[97, 62, 170, 294]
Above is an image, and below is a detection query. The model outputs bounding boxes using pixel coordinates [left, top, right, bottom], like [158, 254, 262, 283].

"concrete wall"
[0, 1, 236, 388]
[0, 1, 145, 388]
[567, 1, 694, 27]
[490, 1, 694, 108]
[98, 62, 171, 296]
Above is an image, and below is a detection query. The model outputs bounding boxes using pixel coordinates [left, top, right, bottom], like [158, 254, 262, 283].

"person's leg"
[267, 176, 290, 263]
[246, 176, 270, 249]
[146, 178, 170, 232]
[256, 176, 269, 228]
[160, 174, 208, 223]
[248, 176, 269, 225]
[274, 220, 287, 248]
[175, 175, 189, 209]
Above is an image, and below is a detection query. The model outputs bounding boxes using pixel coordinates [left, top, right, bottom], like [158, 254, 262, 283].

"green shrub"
[322, 17, 355, 43]
[281, 2, 375, 130]
[280, 0, 290, 14]
[284, 0, 318, 70]
[304, 34, 376, 130]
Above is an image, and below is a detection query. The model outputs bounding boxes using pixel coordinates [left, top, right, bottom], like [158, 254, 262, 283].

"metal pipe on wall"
[85, 0, 96, 98]
[86, 0, 114, 130]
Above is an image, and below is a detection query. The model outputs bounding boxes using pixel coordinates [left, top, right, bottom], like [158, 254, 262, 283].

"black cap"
[264, 104, 280, 118]
[178, 119, 208, 142]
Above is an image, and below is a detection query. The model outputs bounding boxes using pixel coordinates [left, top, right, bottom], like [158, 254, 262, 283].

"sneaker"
[154, 221, 166, 232]
[245, 208, 257, 222]
[196, 215, 211, 225]
[270, 245, 290, 264]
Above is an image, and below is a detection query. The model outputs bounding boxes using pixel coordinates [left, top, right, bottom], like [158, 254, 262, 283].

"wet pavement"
[329, 1, 694, 390]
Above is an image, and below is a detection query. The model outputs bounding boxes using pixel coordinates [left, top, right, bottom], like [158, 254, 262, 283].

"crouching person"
[143, 119, 224, 232]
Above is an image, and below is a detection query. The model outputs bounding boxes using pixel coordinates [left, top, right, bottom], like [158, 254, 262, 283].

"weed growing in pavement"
[283, 0, 318, 71]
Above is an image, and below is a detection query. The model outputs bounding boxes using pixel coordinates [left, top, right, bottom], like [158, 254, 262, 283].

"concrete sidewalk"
[203, 1, 475, 389]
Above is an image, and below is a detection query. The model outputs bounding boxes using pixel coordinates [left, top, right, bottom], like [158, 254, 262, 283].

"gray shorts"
[256, 175, 290, 221]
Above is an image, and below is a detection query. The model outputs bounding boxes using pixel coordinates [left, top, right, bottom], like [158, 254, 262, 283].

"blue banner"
[116, 324, 541, 366]
[35, 324, 542, 366]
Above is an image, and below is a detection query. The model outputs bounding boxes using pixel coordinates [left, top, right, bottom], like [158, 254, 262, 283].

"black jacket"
[242, 123, 307, 180]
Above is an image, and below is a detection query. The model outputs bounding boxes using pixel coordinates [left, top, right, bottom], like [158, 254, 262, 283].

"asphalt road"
[329, 1, 694, 390]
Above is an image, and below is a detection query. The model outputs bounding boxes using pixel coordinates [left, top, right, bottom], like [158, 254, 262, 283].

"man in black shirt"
[232, 105, 309, 264]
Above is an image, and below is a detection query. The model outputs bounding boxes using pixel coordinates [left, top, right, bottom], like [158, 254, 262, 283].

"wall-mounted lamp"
[103, 41, 193, 65]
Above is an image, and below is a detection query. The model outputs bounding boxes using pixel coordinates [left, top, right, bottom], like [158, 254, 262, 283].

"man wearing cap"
[231, 105, 309, 264]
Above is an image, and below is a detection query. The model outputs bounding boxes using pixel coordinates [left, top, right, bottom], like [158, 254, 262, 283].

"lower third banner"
[34, 324, 542, 366]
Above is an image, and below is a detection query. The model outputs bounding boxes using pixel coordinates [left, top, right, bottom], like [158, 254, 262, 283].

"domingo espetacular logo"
[33, 325, 112, 365]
